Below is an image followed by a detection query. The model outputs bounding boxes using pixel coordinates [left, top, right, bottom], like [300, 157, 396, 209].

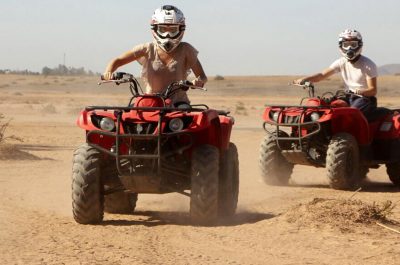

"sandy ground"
[1, 74, 400, 265]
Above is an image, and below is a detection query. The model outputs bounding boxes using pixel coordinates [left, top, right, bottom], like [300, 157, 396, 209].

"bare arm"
[191, 59, 208, 87]
[103, 50, 141, 80]
[294, 67, 336, 84]
[358, 77, 377, 97]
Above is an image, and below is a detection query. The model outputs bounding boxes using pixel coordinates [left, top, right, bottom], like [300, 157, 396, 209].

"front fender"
[331, 108, 370, 145]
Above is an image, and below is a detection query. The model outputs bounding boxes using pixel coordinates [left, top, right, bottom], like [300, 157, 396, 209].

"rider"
[103, 5, 207, 106]
[293, 29, 378, 117]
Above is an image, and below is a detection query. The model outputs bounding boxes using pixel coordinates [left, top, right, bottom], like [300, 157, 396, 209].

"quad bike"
[71, 72, 239, 225]
[259, 82, 400, 190]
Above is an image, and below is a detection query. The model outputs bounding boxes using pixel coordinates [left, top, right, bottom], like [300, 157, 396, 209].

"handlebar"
[98, 72, 206, 99]
[289, 81, 315, 98]
[99, 72, 134, 85]
[175, 80, 207, 91]
[289, 81, 314, 89]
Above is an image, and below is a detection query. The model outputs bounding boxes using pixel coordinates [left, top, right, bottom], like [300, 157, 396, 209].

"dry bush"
[235, 101, 248, 115]
[285, 197, 397, 232]
[0, 114, 8, 144]
[0, 114, 22, 145]
[41, 104, 57, 114]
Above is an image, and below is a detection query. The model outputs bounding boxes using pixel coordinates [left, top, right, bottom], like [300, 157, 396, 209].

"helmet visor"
[156, 25, 180, 38]
[341, 40, 359, 50]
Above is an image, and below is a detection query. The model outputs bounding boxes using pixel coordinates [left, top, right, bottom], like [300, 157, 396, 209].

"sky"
[1, 0, 400, 76]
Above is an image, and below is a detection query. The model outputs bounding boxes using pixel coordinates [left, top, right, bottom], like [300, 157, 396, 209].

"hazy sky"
[1, 0, 400, 75]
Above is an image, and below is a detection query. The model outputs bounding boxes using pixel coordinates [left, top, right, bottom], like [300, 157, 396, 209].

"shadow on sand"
[101, 210, 275, 227]
[290, 179, 399, 193]
[0, 144, 73, 161]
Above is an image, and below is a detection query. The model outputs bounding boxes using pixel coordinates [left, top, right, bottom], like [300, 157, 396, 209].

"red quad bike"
[72, 72, 239, 225]
[259, 82, 400, 190]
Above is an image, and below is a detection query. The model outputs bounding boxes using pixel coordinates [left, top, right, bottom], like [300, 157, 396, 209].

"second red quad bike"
[72, 73, 239, 225]
[259, 82, 400, 190]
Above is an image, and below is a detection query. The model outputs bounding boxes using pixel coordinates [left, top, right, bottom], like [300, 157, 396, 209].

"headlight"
[272, 111, 280, 122]
[310, 112, 320, 121]
[169, 118, 184, 132]
[100, 117, 115, 131]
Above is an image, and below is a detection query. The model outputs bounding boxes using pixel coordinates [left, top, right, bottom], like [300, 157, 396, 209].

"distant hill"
[378, 64, 400, 75]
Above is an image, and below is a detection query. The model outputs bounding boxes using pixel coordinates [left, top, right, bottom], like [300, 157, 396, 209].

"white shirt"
[329, 55, 378, 93]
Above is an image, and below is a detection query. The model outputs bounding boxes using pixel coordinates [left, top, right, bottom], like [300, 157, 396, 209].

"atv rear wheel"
[104, 192, 138, 214]
[386, 162, 400, 187]
[259, 131, 294, 186]
[219, 143, 239, 217]
[72, 144, 104, 224]
[190, 145, 219, 225]
[326, 133, 360, 190]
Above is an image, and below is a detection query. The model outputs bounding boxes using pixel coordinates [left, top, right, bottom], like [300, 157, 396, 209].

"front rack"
[262, 105, 330, 150]
[86, 105, 208, 177]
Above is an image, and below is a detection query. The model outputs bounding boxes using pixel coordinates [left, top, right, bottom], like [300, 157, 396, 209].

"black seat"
[367, 107, 392, 123]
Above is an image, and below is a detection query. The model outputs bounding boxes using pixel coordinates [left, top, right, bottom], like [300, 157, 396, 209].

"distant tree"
[42, 66, 51, 76]
[214, 75, 225, 81]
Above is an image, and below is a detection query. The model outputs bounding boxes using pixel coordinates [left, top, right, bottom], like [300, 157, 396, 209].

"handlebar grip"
[184, 80, 194, 86]
[113, 72, 127, 80]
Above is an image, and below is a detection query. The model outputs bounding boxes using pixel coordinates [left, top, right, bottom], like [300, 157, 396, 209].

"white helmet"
[338, 29, 363, 61]
[151, 5, 185, 53]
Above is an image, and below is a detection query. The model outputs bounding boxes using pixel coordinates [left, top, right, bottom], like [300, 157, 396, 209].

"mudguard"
[330, 108, 370, 145]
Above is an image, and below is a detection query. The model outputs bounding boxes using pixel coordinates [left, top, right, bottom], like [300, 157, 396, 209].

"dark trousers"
[348, 95, 377, 118]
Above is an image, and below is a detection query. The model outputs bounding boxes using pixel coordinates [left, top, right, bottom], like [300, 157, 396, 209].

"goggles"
[156, 24, 181, 38]
[341, 40, 360, 50]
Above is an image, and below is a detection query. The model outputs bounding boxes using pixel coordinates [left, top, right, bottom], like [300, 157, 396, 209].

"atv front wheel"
[72, 144, 104, 224]
[386, 162, 400, 187]
[190, 145, 219, 225]
[104, 192, 138, 214]
[326, 133, 360, 190]
[219, 143, 239, 217]
[259, 131, 294, 185]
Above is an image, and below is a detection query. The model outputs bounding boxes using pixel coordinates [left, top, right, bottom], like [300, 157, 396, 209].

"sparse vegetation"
[0, 114, 22, 144]
[0, 114, 8, 144]
[235, 101, 248, 115]
[285, 198, 397, 232]
[214, 75, 225, 81]
[41, 64, 98, 76]
[41, 104, 57, 114]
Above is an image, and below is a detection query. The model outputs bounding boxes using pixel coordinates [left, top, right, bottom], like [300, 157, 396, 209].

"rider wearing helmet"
[103, 5, 207, 105]
[293, 29, 378, 117]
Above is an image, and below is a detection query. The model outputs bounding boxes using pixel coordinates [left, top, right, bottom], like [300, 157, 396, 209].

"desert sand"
[1, 74, 400, 265]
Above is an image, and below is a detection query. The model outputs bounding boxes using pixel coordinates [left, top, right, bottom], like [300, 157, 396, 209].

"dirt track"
[1, 75, 400, 264]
